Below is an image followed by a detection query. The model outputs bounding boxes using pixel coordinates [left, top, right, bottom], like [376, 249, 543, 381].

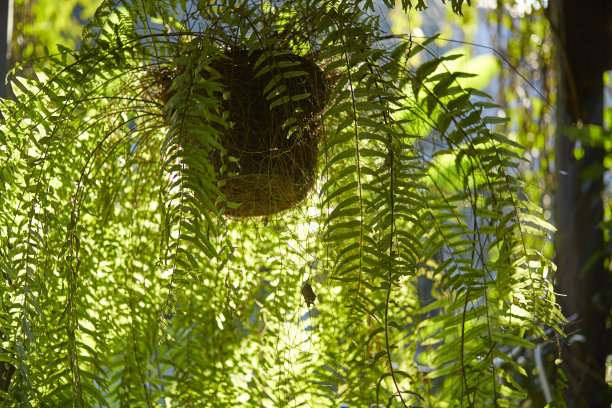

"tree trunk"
[551, 1, 612, 406]
[0, 0, 14, 397]
[0, 0, 11, 99]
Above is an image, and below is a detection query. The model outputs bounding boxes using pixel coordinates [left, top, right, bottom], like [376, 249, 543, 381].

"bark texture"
[551, 1, 612, 406]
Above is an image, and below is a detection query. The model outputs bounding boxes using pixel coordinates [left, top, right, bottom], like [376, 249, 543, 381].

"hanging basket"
[158, 49, 331, 217]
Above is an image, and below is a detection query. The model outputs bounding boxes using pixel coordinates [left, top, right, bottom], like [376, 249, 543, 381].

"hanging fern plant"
[0, 0, 563, 406]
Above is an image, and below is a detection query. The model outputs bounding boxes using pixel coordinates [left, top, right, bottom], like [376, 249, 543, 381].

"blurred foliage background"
[3, 0, 611, 406]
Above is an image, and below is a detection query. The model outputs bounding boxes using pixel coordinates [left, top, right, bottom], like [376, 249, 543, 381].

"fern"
[0, 0, 562, 406]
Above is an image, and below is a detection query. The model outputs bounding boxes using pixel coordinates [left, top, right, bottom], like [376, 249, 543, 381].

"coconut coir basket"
[160, 49, 330, 217]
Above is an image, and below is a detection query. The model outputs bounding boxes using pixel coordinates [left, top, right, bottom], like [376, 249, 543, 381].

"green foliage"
[0, 0, 561, 406]
[387, 0, 471, 15]
[11, 0, 100, 64]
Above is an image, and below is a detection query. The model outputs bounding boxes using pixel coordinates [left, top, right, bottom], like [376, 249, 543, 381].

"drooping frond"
[0, 0, 562, 406]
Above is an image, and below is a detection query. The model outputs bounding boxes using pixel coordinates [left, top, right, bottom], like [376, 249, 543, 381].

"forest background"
[1, 0, 611, 407]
